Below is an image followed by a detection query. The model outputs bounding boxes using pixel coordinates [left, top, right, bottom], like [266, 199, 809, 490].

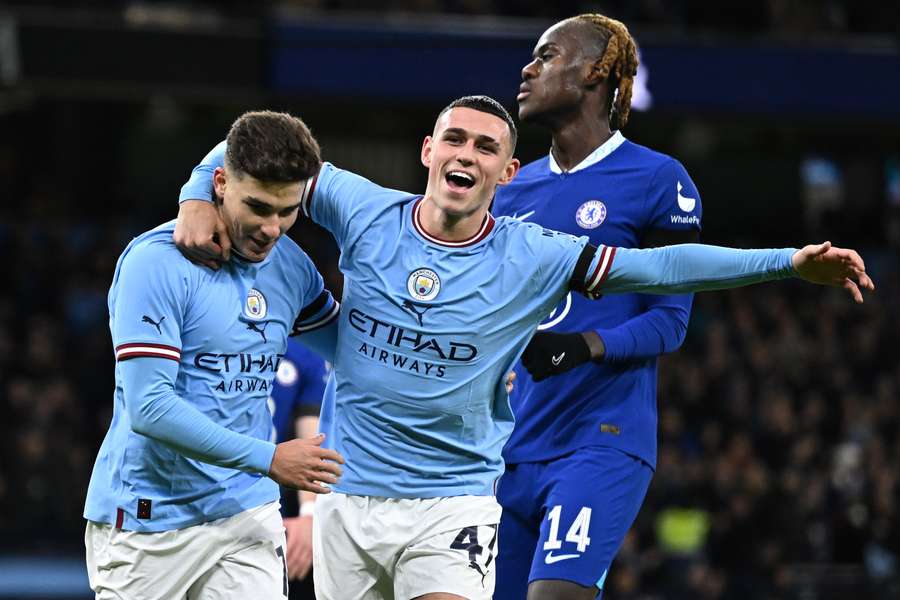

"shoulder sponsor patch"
[676, 181, 696, 212]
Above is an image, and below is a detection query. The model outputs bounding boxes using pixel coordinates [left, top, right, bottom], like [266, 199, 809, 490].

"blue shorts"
[495, 446, 652, 599]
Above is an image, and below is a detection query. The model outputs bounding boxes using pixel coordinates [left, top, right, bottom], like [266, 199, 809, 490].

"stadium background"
[1, 1, 898, 598]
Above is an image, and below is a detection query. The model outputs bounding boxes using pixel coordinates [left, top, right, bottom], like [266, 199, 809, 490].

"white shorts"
[313, 492, 502, 600]
[85, 501, 287, 600]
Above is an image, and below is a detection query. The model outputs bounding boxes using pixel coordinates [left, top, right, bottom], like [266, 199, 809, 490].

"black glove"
[521, 331, 592, 382]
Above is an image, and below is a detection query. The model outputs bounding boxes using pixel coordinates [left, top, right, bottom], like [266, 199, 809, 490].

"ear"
[585, 56, 608, 86]
[213, 166, 227, 203]
[497, 157, 521, 186]
[420, 135, 434, 168]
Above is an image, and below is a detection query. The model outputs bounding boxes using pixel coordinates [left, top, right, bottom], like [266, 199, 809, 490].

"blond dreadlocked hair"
[572, 14, 639, 130]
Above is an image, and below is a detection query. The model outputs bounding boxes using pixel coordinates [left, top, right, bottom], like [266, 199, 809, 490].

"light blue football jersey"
[84, 221, 337, 531]
[302, 164, 589, 497]
[181, 150, 797, 500]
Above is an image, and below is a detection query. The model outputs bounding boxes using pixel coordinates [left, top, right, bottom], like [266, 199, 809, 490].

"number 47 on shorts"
[449, 524, 498, 577]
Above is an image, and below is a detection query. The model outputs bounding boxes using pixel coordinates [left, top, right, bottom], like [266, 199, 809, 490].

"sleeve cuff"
[783, 248, 800, 276]
[593, 328, 628, 362]
[248, 440, 278, 475]
[178, 189, 215, 204]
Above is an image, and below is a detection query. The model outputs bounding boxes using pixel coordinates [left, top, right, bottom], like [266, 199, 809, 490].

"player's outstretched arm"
[587, 242, 873, 303]
[791, 242, 874, 303]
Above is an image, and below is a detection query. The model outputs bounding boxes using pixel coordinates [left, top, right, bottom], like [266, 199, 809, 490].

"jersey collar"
[411, 198, 495, 248]
[548, 130, 626, 175]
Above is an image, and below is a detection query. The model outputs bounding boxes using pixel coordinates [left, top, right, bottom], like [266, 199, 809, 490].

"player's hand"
[521, 331, 593, 382]
[174, 200, 231, 270]
[269, 434, 344, 493]
[504, 371, 516, 394]
[283, 515, 314, 581]
[792, 242, 875, 304]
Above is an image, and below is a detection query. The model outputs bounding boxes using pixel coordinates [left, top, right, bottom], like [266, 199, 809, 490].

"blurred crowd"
[281, 0, 899, 35]
[10, 0, 899, 35]
[615, 277, 900, 599]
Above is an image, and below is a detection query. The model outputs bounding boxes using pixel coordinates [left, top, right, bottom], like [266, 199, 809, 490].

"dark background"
[0, 1, 898, 598]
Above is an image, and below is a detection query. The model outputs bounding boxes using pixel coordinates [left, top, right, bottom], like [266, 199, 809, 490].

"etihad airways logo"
[349, 309, 477, 362]
[348, 308, 478, 379]
[194, 352, 284, 393]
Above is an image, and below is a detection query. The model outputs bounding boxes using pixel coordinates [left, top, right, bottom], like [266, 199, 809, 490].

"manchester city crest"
[575, 200, 607, 229]
[245, 288, 268, 319]
[407, 268, 441, 301]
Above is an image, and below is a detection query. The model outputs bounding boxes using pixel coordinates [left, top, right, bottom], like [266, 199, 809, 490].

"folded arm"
[120, 356, 276, 473]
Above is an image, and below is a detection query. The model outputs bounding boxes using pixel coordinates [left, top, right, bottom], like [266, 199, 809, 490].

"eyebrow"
[243, 196, 302, 211]
[442, 127, 501, 149]
[532, 42, 559, 58]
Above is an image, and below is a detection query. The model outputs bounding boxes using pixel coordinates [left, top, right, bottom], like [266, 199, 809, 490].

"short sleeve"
[529, 225, 591, 301]
[291, 254, 338, 336]
[645, 159, 703, 233]
[300, 162, 404, 250]
[111, 242, 188, 362]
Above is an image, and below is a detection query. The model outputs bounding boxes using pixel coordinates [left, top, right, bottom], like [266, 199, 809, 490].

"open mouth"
[445, 170, 476, 192]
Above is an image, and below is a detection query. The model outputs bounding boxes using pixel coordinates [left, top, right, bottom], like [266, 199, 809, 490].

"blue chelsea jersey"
[84, 221, 337, 531]
[493, 132, 703, 467]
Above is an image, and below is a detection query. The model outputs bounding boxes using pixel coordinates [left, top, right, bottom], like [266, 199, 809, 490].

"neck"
[550, 118, 612, 172]
[541, 100, 612, 171]
[418, 196, 488, 242]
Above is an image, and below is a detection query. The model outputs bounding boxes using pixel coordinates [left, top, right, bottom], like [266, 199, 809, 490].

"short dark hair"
[438, 95, 518, 154]
[225, 110, 321, 183]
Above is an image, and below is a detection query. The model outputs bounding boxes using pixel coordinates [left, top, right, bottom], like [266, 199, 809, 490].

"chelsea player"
[492, 14, 702, 599]
[84, 111, 343, 600]
[175, 96, 872, 600]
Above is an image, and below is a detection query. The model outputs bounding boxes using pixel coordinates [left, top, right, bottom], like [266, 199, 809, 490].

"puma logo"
[141, 315, 165, 335]
[401, 300, 434, 327]
[247, 321, 270, 343]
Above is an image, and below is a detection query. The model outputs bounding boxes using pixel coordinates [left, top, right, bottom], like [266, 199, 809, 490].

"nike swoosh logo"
[545, 551, 580, 564]
[511, 210, 535, 222]
[676, 181, 696, 213]
[551, 352, 565, 366]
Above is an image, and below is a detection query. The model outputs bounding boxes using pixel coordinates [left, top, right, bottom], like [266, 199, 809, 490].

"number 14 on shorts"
[542, 505, 592, 561]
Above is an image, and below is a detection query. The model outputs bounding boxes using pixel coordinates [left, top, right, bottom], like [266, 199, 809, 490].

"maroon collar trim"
[412, 198, 495, 248]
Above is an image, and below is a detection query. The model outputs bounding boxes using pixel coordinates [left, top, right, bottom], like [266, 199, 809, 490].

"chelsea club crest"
[245, 288, 268, 319]
[407, 268, 441, 301]
[575, 200, 607, 229]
